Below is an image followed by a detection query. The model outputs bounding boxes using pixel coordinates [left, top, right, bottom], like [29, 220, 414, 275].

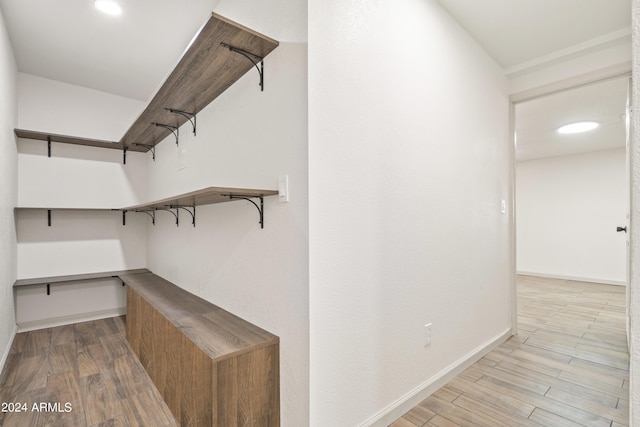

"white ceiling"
[435, 0, 631, 70]
[435, 0, 631, 161]
[515, 77, 629, 162]
[0, 0, 633, 161]
[0, 0, 220, 101]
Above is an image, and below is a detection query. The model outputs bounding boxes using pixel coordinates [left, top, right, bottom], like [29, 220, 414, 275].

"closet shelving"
[14, 14, 282, 419]
[13, 269, 150, 295]
[15, 12, 279, 160]
[123, 186, 278, 228]
[13, 12, 280, 290]
[16, 187, 278, 228]
[15, 207, 117, 226]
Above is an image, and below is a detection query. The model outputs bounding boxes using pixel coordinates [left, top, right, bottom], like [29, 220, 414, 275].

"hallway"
[390, 275, 629, 427]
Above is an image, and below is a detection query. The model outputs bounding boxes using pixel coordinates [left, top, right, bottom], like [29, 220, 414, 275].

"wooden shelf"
[15, 13, 279, 154]
[15, 207, 117, 211]
[124, 186, 278, 228]
[15, 186, 278, 228]
[120, 12, 278, 150]
[13, 129, 147, 152]
[123, 186, 277, 211]
[14, 268, 150, 288]
[123, 271, 279, 424]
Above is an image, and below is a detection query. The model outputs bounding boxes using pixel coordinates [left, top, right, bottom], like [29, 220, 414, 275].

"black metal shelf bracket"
[152, 122, 179, 145]
[156, 207, 179, 226]
[164, 108, 197, 136]
[122, 210, 126, 226]
[228, 195, 265, 228]
[123, 147, 127, 164]
[46, 283, 50, 295]
[134, 210, 156, 226]
[221, 42, 265, 91]
[47, 209, 51, 227]
[132, 143, 156, 161]
[47, 136, 52, 158]
[170, 205, 196, 227]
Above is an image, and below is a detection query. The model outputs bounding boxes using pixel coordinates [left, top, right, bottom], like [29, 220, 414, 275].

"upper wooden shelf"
[15, 13, 279, 155]
[122, 186, 278, 211]
[120, 12, 279, 150]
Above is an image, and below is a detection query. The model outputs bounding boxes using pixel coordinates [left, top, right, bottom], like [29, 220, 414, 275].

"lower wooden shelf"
[122, 271, 280, 426]
[13, 268, 149, 288]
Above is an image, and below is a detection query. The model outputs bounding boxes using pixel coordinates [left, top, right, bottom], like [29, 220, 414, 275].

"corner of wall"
[0, 1, 19, 376]
[628, 1, 640, 424]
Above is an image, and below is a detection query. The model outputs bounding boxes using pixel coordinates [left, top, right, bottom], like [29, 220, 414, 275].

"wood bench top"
[120, 271, 278, 361]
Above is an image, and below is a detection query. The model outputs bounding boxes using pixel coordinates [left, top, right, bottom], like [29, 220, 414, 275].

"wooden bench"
[120, 271, 280, 426]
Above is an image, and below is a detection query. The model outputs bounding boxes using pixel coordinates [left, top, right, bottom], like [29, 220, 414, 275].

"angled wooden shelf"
[120, 12, 279, 151]
[14, 13, 279, 155]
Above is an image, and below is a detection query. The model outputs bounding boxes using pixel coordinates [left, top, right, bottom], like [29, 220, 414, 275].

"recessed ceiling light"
[94, 0, 122, 15]
[557, 121, 599, 134]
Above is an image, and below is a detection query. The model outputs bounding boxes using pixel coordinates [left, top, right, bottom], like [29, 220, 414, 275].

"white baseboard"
[517, 271, 627, 287]
[17, 307, 126, 333]
[358, 327, 513, 427]
[0, 324, 18, 376]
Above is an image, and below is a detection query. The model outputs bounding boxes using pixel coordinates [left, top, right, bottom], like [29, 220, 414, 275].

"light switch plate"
[278, 175, 289, 202]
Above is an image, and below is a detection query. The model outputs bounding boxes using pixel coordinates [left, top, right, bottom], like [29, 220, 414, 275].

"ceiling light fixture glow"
[94, 0, 122, 15]
[557, 121, 599, 134]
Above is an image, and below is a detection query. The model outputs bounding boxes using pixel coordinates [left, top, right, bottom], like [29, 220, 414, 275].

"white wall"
[145, 4, 308, 426]
[15, 74, 148, 329]
[18, 73, 145, 141]
[0, 4, 18, 370]
[517, 149, 627, 284]
[308, 1, 512, 425]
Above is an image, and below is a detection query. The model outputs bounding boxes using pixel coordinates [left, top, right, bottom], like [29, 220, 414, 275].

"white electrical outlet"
[424, 323, 432, 347]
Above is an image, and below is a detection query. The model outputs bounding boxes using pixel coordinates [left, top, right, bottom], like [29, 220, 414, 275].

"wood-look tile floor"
[0, 316, 178, 427]
[390, 275, 629, 427]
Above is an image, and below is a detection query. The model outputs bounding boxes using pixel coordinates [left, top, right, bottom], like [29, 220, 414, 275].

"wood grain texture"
[15, 14, 278, 155]
[119, 13, 278, 150]
[124, 272, 280, 426]
[390, 276, 629, 426]
[13, 129, 144, 152]
[0, 317, 178, 427]
[122, 272, 279, 359]
[122, 186, 278, 212]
